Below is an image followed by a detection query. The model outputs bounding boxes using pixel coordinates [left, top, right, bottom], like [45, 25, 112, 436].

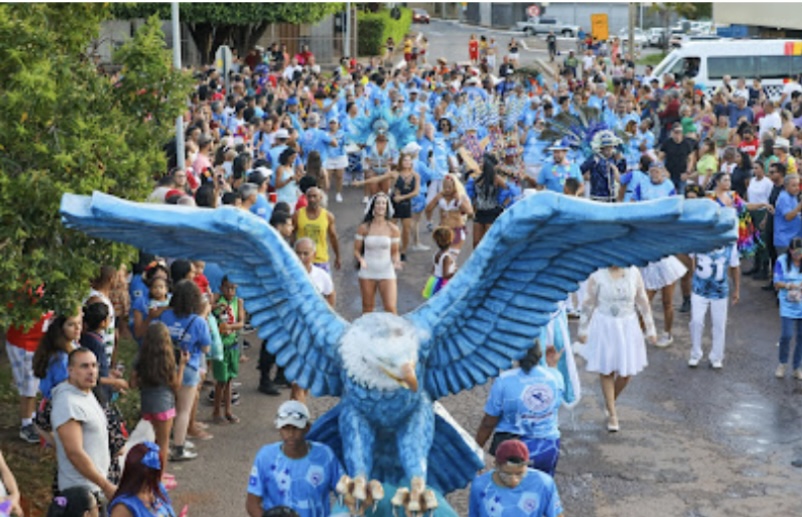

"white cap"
[774, 137, 790, 150]
[402, 142, 422, 154]
[275, 400, 310, 429]
[275, 128, 290, 139]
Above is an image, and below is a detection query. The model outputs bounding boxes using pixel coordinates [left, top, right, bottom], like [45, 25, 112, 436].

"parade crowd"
[3, 26, 802, 517]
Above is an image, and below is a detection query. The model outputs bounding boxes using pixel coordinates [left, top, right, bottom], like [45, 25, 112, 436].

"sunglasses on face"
[278, 411, 307, 420]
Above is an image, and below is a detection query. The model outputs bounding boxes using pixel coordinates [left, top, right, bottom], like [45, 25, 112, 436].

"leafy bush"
[357, 7, 412, 57]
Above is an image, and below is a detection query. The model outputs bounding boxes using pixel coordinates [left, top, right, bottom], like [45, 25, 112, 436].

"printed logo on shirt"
[306, 465, 325, 487]
[249, 466, 259, 487]
[521, 384, 554, 413]
[518, 492, 540, 514]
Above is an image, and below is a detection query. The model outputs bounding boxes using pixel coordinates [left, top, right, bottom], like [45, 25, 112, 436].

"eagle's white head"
[340, 312, 422, 392]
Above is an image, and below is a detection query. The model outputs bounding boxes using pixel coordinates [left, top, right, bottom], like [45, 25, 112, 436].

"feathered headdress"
[503, 96, 528, 131]
[539, 105, 628, 162]
[455, 98, 500, 133]
[350, 108, 416, 149]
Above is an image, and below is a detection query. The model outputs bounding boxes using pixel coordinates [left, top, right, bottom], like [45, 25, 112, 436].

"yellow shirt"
[296, 207, 329, 264]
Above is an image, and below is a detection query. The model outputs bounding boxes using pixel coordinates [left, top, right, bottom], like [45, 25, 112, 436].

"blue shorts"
[521, 437, 561, 477]
[182, 365, 200, 387]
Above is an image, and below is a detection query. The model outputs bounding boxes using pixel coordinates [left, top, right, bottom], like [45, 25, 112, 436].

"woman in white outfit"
[354, 192, 402, 314]
[578, 266, 657, 432]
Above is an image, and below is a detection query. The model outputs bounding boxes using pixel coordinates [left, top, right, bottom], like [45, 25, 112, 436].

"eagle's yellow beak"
[381, 362, 418, 392]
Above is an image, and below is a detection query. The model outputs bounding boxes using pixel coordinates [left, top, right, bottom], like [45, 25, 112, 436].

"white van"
[648, 40, 802, 99]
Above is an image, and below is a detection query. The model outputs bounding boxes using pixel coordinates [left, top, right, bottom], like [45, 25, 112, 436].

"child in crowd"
[80, 302, 128, 406]
[211, 277, 245, 424]
[422, 227, 456, 299]
[192, 260, 212, 301]
[132, 275, 171, 341]
[132, 322, 188, 488]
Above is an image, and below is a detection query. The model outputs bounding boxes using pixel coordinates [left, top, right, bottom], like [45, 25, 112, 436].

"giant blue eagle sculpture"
[60, 191, 736, 515]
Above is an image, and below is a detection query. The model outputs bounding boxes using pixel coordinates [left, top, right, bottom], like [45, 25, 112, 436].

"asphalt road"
[167, 182, 802, 517]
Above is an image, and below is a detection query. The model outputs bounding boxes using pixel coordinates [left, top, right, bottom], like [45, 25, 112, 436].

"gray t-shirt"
[51, 382, 110, 492]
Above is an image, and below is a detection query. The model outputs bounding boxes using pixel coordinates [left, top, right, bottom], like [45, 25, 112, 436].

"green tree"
[111, 3, 343, 65]
[0, 5, 193, 328]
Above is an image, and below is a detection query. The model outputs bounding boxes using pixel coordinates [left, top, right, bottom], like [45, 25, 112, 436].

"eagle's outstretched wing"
[407, 192, 737, 400]
[60, 193, 347, 397]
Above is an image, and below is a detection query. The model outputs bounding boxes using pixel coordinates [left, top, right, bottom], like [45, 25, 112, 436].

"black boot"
[258, 381, 280, 396]
[679, 296, 691, 313]
[273, 367, 289, 387]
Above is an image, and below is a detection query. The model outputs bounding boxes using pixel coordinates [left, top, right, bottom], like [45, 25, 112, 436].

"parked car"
[647, 27, 667, 47]
[617, 27, 648, 47]
[412, 8, 430, 24]
[516, 17, 580, 38]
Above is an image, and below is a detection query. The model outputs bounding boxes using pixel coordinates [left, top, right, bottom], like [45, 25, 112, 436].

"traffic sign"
[215, 45, 233, 93]
[591, 13, 609, 42]
[527, 4, 541, 17]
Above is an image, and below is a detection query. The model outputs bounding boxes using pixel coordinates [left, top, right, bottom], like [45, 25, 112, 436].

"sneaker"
[233, 381, 242, 388]
[678, 297, 691, 313]
[710, 360, 723, 370]
[206, 389, 216, 404]
[232, 391, 241, 405]
[184, 440, 196, 450]
[170, 447, 198, 462]
[19, 424, 39, 444]
[793, 369, 802, 380]
[776, 364, 787, 378]
[242, 341, 251, 350]
[655, 333, 674, 348]
[362, 196, 369, 204]
[688, 357, 700, 368]
[411, 243, 431, 251]
[336, 192, 343, 203]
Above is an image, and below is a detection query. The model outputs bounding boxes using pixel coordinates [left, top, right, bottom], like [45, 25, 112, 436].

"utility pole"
[171, 1, 184, 172]
[344, 2, 351, 58]
[628, 2, 635, 62]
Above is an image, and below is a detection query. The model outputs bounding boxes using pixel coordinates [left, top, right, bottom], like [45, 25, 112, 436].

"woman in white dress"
[354, 193, 402, 314]
[578, 266, 657, 432]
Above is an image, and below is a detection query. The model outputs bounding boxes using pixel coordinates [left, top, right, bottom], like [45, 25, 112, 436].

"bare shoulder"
[356, 223, 369, 235]
[388, 222, 401, 237]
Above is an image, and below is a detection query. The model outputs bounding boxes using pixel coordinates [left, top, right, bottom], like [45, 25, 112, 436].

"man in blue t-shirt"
[774, 175, 802, 255]
[536, 143, 584, 195]
[688, 244, 740, 369]
[469, 439, 563, 517]
[246, 401, 346, 517]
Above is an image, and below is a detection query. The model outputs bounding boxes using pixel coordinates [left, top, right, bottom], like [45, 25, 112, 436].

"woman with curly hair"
[131, 323, 188, 482]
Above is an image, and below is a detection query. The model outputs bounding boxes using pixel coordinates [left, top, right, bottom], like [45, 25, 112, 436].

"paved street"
[168, 184, 802, 516]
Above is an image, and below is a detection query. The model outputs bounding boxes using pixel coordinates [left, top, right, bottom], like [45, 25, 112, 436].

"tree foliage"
[111, 3, 344, 64]
[0, 5, 193, 328]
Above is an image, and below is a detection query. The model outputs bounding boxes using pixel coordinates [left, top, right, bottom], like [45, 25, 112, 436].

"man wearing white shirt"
[282, 57, 303, 82]
[758, 100, 782, 141]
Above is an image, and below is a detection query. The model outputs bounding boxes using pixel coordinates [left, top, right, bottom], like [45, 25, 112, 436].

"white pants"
[689, 293, 728, 363]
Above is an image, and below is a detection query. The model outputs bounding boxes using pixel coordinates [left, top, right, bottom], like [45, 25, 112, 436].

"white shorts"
[325, 155, 348, 170]
[5, 341, 39, 398]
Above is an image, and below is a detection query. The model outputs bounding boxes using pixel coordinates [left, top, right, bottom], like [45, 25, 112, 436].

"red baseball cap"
[495, 439, 529, 465]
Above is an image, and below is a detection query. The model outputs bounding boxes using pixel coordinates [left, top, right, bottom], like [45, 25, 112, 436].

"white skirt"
[580, 312, 648, 377]
[325, 155, 348, 170]
[639, 256, 687, 291]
